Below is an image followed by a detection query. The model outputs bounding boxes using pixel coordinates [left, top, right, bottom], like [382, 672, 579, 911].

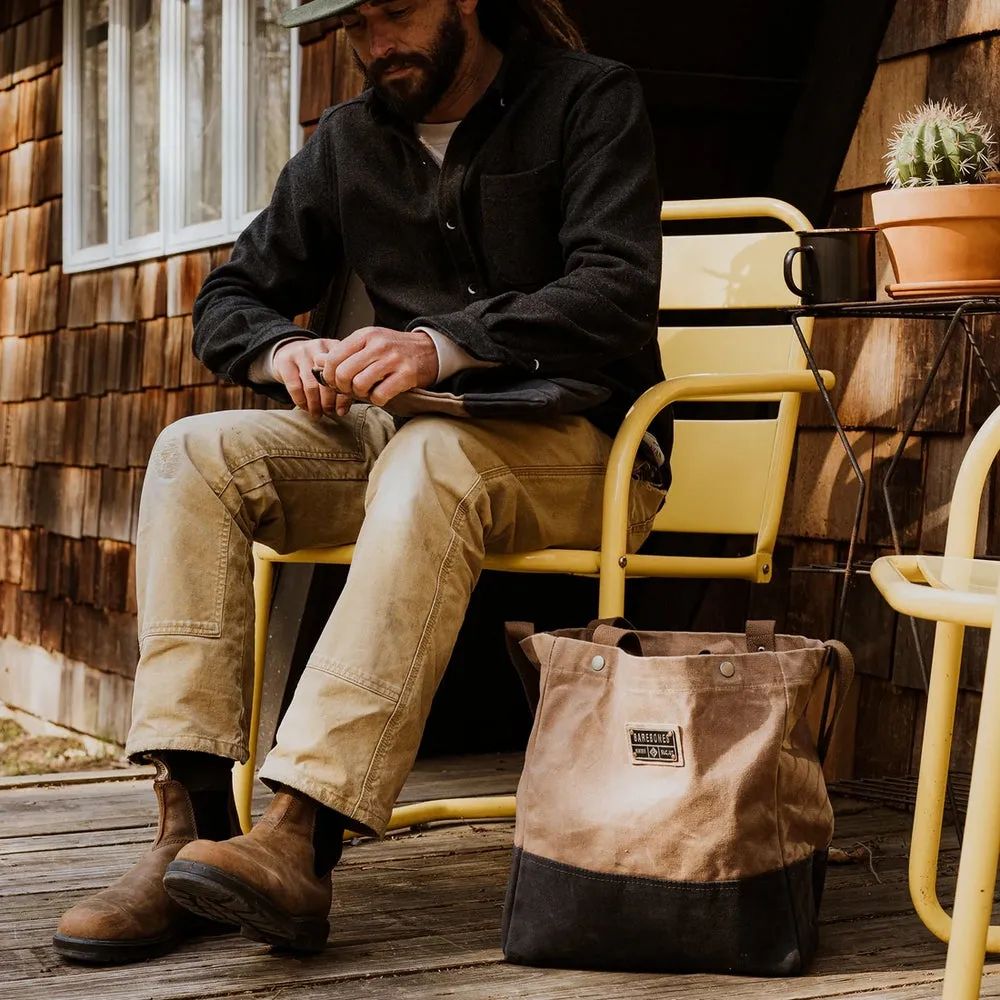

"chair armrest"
[606, 368, 835, 508]
[595, 368, 835, 616]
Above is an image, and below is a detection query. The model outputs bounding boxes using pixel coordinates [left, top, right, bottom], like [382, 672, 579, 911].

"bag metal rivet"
[618, 556, 628, 568]
[720, 661, 736, 678]
[591, 655, 606, 671]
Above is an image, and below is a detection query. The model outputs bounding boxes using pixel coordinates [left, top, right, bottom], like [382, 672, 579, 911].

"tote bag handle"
[503, 618, 641, 714]
[817, 640, 856, 765]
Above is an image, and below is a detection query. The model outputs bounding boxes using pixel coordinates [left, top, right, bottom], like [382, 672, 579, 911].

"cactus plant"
[885, 100, 998, 188]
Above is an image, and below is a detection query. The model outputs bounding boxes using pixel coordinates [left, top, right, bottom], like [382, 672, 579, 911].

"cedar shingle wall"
[771, 1, 1000, 779]
[0, 3, 362, 743]
[10, 1, 984, 770]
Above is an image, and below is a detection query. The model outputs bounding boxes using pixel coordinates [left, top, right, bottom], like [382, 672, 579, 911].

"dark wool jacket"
[192, 37, 672, 486]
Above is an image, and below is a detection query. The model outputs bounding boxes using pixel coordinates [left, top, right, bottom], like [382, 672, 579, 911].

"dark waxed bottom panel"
[501, 847, 828, 976]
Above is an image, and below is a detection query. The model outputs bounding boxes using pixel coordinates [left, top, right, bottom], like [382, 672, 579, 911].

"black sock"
[155, 750, 235, 842]
[313, 804, 346, 877]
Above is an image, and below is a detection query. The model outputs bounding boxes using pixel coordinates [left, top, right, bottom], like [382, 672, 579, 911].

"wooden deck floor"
[3, 754, 1000, 1000]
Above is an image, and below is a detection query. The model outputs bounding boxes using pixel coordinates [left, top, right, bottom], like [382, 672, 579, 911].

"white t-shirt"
[417, 120, 460, 166]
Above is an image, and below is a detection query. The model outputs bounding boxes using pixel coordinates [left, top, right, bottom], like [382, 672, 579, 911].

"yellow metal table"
[871, 554, 1000, 1000]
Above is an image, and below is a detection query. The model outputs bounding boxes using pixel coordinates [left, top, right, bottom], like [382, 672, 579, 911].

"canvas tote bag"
[501, 619, 854, 976]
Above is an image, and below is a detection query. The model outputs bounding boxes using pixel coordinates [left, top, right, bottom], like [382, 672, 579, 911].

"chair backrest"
[944, 403, 1000, 559]
[650, 198, 813, 574]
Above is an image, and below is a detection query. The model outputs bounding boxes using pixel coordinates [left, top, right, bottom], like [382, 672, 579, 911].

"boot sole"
[52, 916, 236, 965]
[163, 860, 329, 953]
[52, 930, 181, 965]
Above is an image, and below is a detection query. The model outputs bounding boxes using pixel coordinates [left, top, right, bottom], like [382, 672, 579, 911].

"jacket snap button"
[467, 284, 477, 296]
[590, 655, 605, 671]
[719, 661, 736, 678]
[446, 220, 456, 230]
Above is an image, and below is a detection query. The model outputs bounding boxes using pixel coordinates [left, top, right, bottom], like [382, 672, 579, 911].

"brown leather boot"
[53, 761, 237, 964]
[163, 788, 332, 953]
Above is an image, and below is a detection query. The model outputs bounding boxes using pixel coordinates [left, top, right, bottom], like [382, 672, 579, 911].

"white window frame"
[63, 0, 302, 273]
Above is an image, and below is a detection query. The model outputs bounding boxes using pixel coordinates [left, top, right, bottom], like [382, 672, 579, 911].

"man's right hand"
[272, 338, 352, 419]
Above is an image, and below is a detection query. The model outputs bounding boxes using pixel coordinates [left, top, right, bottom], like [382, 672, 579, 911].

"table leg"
[791, 313, 865, 638]
[964, 317, 1000, 411]
[881, 303, 973, 555]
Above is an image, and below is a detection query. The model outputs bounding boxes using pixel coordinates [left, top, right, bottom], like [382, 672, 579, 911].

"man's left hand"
[317, 327, 439, 416]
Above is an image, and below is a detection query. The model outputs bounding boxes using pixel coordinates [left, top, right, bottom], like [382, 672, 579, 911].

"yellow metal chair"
[234, 196, 834, 835]
[872, 403, 1000, 1000]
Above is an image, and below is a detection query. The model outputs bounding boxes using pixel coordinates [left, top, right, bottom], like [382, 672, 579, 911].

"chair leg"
[941, 598, 1000, 1000]
[910, 621, 965, 941]
[381, 795, 516, 837]
[597, 475, 630, 619]
[232, 551, 274, 835]
[910, 620, 1000, 952]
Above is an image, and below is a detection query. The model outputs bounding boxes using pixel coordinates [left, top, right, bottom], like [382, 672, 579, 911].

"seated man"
[54, 0, 671, 964]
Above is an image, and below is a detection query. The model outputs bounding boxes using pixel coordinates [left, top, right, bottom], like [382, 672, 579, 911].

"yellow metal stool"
[871, 404, 1000, 1000]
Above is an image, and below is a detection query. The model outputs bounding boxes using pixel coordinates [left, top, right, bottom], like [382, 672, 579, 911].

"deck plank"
[1, 826, 514, 895]
[0, 754, 523, 840]
[1, 908, 963, 1000]
[3, 756, 998, 1000]
[188, 966, 1000, 1000]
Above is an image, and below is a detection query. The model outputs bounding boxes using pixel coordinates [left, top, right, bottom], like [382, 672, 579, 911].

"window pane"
[248, 0, 291, 212]
[185, 0, 223, 226]
[129, 0, 160, 238]
[82, 0, 109, 248]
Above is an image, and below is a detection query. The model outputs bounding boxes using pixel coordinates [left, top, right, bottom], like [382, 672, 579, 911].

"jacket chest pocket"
[478, 161, 564, 289]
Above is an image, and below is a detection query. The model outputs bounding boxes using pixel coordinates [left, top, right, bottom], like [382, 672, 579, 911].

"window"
[64, 0, 301, 272]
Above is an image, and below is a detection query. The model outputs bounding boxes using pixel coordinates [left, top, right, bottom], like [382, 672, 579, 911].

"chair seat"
[252, 542, 602, 573]
[252, 542, 765, 582]
[871, 554, 1000, 629]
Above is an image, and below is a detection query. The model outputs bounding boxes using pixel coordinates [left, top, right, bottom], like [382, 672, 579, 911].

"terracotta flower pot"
[870, 183, 1000, 297]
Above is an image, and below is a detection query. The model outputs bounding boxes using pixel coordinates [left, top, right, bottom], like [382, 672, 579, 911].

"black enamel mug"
[783, 228, 878, 305]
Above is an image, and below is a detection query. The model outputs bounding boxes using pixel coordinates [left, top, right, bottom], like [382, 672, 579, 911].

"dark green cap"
[280, 0, 366, 28]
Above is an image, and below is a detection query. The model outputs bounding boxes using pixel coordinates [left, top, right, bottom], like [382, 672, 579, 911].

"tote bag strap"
[589, 620, 779, 656]
[504, 621, 540, 715]
[817, 639, 856, 765]
[504, 618, 645, 716]
[745, 620, 776, 652]
[588, 618, 643, 655]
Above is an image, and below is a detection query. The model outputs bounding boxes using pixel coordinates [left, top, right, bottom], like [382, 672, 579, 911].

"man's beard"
[354, 3, 467, 122]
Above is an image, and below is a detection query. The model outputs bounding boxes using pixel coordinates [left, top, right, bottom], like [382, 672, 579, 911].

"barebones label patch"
[627, 724, 684, 766]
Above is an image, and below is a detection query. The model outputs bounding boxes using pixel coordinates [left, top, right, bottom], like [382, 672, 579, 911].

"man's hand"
[273, 338, 351, 418]
[318, 327, 439, 417]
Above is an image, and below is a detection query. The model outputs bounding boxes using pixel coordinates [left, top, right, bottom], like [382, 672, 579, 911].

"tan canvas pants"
[126, 404, 664, 835]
